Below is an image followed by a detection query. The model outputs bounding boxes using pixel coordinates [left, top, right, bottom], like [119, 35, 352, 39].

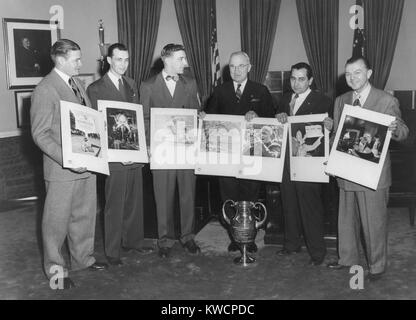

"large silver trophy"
[222, 200, 267, 266]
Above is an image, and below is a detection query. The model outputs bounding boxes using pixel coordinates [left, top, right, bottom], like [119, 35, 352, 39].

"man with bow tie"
[205, 51, 275, 253]
[140, 43, 201, 258]
[87, 43, 154, 267]
[325, 56, 408, 282]
[31, 39, 108, 290]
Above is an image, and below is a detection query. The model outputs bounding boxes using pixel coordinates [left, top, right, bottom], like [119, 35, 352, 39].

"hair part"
[107, 43, 128, 57]
[346, 55, 371, 70]
[291, 62, 313, 79]
[51, 39, 80, 63]
[161, 43, 185, 59]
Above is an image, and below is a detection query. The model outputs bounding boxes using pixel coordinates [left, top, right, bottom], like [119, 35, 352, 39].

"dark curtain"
[117, 0, 162, 83]
[174, 0, 215, 106]
[240, 0, 281, 84]
[296, 0, 339, 99]
[363, 0, 404, 89]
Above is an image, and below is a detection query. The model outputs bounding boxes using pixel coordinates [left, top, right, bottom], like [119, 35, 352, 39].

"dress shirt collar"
[354, 83, 371, 106]
[54, 67, 72, 89]
[108, 70, 123, 90]
[233, 78, 248, 93]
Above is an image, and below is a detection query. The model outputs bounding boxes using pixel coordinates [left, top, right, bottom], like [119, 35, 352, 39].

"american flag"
[352, 0, 365, 57]
[210, 4, 221, 88]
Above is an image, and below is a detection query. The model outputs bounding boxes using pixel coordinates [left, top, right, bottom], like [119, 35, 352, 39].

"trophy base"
[233, 244, 256, 267]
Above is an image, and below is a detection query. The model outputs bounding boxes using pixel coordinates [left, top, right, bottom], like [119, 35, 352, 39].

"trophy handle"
[253, 202, 267, 229]
[222, 199, 236, 226]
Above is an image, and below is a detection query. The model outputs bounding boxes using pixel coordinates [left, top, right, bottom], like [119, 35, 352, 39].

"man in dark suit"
[326, 56, 408, 281]
[87, 43, 153, 267]
[275, 62, 331, 266]
[205, 51, 275, 253]
[139, 43, 201, 258]
[31, 39, 108, 290]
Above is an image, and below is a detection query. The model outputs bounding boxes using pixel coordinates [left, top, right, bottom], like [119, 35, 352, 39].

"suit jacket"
[31, 69, 92, 182]
[87, 73, 142, 171]
[206, 80, 275, 117]
[139, 72, 200, 145]
[333, 86, 409, 191]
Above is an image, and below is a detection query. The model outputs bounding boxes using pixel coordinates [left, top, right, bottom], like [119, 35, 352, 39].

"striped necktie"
[69, 77, 86, 106]
[289, 93, 299, 115]
[353, 97, 361, 107]
[236, 84, 242, 102]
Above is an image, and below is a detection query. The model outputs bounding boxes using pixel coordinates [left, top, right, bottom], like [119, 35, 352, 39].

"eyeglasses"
[229, 64, 249, 71]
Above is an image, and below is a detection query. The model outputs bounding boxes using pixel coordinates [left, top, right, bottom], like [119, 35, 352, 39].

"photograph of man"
[87, 43, 153, 267]
[275, 62, 331, 266]
[30, 39, 108, 290]
[205, 51, 275, 253]
[15, 36, 41, 77]
[325, 56, 409, 281]
[140, 43, 201, 258]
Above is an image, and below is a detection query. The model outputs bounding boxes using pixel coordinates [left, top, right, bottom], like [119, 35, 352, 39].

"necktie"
[166, 75, 179, 82]
[289, 93, 299, 115]
[69, 77, 86, 106]
[118, 78, 130, 102]
[353, 97, 361, 107]
[236, 84, 242, 102]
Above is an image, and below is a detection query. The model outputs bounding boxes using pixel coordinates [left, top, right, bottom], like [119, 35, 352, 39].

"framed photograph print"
[73, 73, 96, 91]
[3, 18, 59, 89]
[97, 100, 148, 163]
[150, 108, 198, 170]
[288, 113, 330, 183]
[60, 100, 109, 175]
[195, 114, 245, 177]
[236, 117, 288, 183]
[326, 105, 394, 190]
[14, 90, 33, 128]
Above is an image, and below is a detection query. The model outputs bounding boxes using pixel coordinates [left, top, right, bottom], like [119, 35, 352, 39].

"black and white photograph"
[3, 18, 59, 89]
[336, 115, 387, 164]
[60, 101, 109, 175]
[150, 107, 197, 169]
[288, 114, 329, 183]
[290, 122, 325, 158]
[326, 105, 395, 190]
[1, 0, 416, 304]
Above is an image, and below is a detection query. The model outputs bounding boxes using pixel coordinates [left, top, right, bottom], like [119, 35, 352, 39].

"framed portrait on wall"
[97, 100, 148, 163]
[14, 90, 33, 128]
[2, 18, 60, 89]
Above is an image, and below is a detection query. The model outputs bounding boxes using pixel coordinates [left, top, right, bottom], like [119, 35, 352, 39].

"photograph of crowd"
[290, 122, 325, 157]
[106, 108, 139, 151]
[242, 123, 284, 158]
[336, 115, 387, 164]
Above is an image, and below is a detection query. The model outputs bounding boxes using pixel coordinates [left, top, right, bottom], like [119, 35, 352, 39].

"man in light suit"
[139, 43, 201, 258]
[275, 62, 331, 266]
[87, 43, 153, 267]
[205, 51, 275, 253]
[31, 39, 107, 290]
[326, 56, 409, 281]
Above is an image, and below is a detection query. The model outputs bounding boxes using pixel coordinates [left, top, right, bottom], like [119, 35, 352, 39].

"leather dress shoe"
[309, 259, 324, 266]
[107, 257, 123, 266]
[63, 277, 75, 290]
[368, 272, 384, 282]
[276, 248, 301, 256]
[158, 247, 171, 258]
[88, 262, 108, 271]
[326, 262, 350, 270]
[182, 240, 201, 255]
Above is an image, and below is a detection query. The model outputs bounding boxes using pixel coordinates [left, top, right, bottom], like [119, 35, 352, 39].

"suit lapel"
[362, 86, 379, 112]
[157, 72, 174, 105]
[102, 73, 125, 101]
[296, 91, 316, 115]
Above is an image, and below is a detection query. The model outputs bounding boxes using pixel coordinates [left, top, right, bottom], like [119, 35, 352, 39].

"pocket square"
[250, 98, 260, 102]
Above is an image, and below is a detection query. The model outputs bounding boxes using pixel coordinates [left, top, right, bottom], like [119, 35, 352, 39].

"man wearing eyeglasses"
[206, 51, 275, 253]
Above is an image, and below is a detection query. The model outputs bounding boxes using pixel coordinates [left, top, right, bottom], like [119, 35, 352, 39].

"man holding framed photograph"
[325, 56, 409, 281]
[87, 43, 153, 267]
